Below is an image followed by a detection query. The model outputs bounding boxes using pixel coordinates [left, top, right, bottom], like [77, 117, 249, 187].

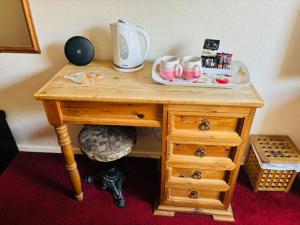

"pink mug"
[152, 56, 183, 81]
[182, 56, 203, 80]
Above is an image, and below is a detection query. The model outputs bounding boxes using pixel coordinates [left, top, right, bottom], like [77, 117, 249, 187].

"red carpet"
[0, 152, 299, 225]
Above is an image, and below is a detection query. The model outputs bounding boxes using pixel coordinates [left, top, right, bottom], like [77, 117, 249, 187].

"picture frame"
[0, 0, 40, 53]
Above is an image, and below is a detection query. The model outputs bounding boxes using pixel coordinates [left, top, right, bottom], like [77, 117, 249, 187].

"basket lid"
[250, 135, 300, 164]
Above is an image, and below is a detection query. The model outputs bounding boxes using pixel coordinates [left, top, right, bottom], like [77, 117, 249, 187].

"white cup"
[152, 56, 183, 81]
[182, 56, 203, 80]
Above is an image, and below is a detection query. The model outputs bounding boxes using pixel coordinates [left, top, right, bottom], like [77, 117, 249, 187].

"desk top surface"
[34, 61, 263, 107]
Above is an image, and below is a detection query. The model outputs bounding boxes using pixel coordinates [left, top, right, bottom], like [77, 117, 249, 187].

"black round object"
[64, 36, 94, 66]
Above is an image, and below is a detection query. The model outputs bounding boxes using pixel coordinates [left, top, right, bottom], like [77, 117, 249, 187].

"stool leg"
[84, 167, 126, 208]
[84, 173, 102, 183]
[102, 168, 126, 208]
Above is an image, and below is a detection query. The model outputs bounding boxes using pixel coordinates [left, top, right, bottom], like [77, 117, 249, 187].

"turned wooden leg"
[55, 124, 83, 201]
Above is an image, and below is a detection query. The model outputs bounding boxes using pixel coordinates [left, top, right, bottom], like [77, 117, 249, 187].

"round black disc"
[64, 36, 94, 66]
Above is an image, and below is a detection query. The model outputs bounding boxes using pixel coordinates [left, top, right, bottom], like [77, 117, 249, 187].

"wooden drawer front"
[167, 157, 236, 171]
[169, 143, 234, 159]
[169, 111, 240, 135]
[168, 166, 226, 181]
[166, 187, 225, 209]
[166, 166, 230, 192]
[60, 101, 162, 127]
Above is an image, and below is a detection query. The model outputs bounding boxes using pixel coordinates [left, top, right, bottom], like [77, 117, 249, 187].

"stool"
[78, 125, 137, 207]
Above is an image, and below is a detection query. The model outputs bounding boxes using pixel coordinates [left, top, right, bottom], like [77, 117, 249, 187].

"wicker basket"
[244, 135, 300, 192]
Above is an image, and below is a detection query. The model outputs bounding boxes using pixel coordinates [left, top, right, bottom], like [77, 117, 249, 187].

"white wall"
[1, 0, 300, 153]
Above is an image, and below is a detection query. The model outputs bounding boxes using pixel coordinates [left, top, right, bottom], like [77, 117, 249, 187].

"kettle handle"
[137, 27, 150, 65]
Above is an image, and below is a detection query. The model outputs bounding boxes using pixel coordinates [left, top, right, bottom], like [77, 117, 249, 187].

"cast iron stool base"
[84, 167, 126, 208]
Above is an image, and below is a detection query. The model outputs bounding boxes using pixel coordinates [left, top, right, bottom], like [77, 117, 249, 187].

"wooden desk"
[34, 61, 263, 221]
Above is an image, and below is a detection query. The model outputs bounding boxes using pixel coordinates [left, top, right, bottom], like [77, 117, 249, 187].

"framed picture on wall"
[0, 0, 40, 53]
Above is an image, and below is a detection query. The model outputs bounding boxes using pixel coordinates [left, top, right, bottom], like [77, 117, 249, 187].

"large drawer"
[59, 101, 162, 127]
[165, 187, 226, 209]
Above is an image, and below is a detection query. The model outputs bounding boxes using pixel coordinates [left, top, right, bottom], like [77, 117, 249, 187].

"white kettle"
[110, 20, 150, 72]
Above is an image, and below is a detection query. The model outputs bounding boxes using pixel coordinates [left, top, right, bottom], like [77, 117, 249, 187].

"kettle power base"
[114, 64, 144, 73]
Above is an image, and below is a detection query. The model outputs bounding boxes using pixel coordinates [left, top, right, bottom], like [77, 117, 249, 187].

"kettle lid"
[111, 19, 141, 30]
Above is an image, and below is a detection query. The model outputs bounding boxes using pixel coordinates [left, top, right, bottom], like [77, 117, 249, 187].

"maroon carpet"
[0, 152, 299, 225]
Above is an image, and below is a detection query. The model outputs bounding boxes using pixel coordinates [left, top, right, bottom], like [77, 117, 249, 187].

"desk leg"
[54, 124, 83, 201]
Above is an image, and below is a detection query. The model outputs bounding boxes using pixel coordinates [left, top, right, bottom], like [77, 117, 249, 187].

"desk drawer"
[169, 111, 240, 135]
[60, 101, 162, 127]
[167, 157, 236, 171]
[167, 166, 226, 181]
[165, 187, 225, 209]
[168, 143, 234, 159]
[166, 165, 230, 191]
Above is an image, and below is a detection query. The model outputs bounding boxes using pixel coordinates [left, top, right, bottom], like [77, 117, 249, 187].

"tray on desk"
[152, 61, 251, 89]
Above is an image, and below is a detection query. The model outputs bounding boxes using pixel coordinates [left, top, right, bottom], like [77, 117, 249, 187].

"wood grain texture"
[0, 0, 40, 53]
[166, 178, 230, 192]
[223, 108, 256, 208]
[167, 156, 236, 171]
[60, 101, 162, 127]
[54, 125, 83, 201]
[21, 0, 40, 53]
[169, 143, 233, 159]
[168, 187, 222, 199]
[165, 186, 225, 209]
[167, 104, 251, 115]
[159, 105, 168, 205]
[250, 135, 300, 164]
[212, 205, 235, 222]
[169, 112, 240, 133]
[244, 146, 298, 192]
[35, 61, 263, 221]
[167, 133, 242, 146]
[128, 148, 161, 159]
[34, 61, 264, 107]
[43, 101, 63, 126]
[167, 166, 226, 181]
[155, 203, 234, 221]
[153, 199, 175, 216]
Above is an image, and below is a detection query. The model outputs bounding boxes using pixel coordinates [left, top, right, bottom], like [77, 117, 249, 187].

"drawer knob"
[191, 170, 202, 179]
[189, 191, 199, 199]
[195, 147, 206, 157]
[137, 113, 144, 119]
[199, 119, 211, 131]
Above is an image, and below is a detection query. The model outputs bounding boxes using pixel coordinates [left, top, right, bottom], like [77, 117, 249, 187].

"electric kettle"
[110, 20, 150, 72]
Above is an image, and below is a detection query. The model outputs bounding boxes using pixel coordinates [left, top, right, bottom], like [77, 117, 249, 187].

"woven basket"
[244, 135, 300, 192]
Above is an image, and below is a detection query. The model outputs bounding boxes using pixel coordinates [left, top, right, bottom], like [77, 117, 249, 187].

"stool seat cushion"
[78, 125, 136, 162]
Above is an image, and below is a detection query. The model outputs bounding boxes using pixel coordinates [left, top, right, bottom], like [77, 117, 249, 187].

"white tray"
[152, 60, 251, 89]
